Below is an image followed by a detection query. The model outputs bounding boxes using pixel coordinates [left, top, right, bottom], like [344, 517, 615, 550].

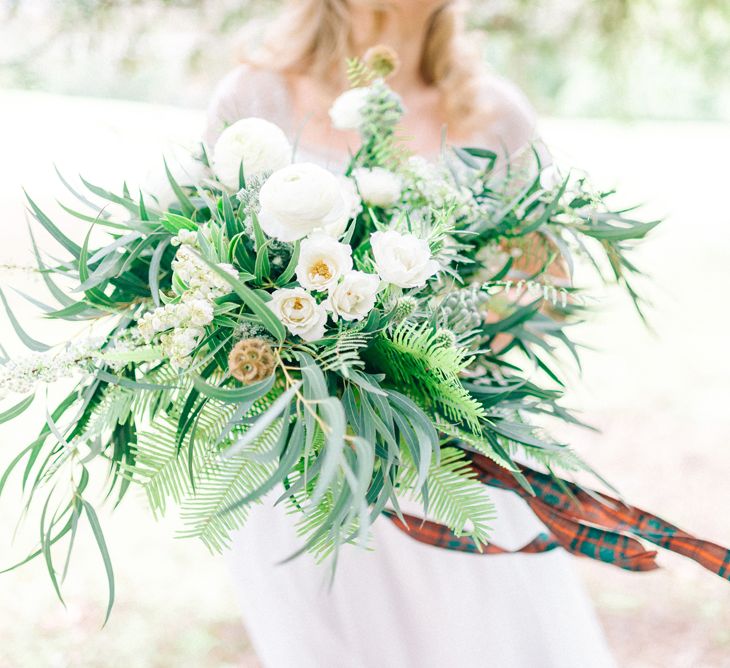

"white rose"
[296, 233, 353, 292]
[371, 230, 440, 289]
[212, 117, 291, 190]
[326, 271, 380, 322]
[328, 87, 370, 130]
[268, 287, 328, 342]
[258, 163, 348, 242]
[352, 167, 402, 207]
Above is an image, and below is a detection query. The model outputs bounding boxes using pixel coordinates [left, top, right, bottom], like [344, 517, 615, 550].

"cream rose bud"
[296, 233, 353, 292]
[371, 230, 440, 289]
[352, 167, 402, 207]
[268, 287, 328, 341]
[328, 87, 370, 130]
[258, 163, 348, 242]
[326, 271, 380, 322]
[212, 117, 291, 190]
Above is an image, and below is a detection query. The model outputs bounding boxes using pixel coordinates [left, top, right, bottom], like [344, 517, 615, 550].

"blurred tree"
[1, 0, 728, 119]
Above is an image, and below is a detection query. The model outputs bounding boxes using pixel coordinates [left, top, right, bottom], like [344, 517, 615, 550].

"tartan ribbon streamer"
[386, 452, 730, 581]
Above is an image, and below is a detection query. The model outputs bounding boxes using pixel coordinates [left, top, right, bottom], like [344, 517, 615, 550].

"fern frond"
[369, 132, 410, 170]
[126, 399, 239, 514]
[316, 329, 371, 376]
[177, 423, 280, 553]
[126, 418, 201, 515]
[82, 383, 135, 439]
[399, 446, 494, 547]
[346, 57, 374, 87]
[366, 321, 485, 431]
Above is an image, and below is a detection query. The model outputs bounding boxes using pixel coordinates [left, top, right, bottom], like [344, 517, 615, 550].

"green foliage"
[366, 321, 486, 432]
[399, 446, 495, 547]
[0, 70, 661, 620]
[178, 427, 278, 552]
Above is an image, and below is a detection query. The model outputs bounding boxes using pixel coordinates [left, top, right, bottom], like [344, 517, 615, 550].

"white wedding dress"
[206, 66, 616, 668]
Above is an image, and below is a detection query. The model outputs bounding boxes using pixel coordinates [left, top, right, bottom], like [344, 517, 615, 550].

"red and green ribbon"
[386, 452, 730, 581]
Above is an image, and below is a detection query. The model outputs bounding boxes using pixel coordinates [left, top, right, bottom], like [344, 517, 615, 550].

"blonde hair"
[245, 0, 485, 134]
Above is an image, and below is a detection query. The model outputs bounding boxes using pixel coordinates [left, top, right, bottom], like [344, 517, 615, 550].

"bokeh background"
[1, 1, 730, 667]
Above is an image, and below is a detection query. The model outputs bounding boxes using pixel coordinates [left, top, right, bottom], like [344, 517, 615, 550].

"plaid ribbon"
[386, 452, 730, 581]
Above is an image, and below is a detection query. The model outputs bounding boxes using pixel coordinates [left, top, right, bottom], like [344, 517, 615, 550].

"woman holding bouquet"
[206, 1, 615, 666]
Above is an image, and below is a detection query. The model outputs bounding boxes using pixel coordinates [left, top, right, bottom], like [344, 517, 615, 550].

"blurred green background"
[2, 0, 730, 120]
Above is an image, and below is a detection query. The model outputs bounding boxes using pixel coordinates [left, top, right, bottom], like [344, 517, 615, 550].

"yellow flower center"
[311, 260, 333, 280]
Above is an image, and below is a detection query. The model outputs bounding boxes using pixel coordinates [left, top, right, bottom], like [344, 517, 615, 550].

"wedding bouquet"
[1, 56, 726, 620]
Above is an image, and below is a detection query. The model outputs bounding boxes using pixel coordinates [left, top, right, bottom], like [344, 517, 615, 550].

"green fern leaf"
[366, 321, 485, 431]
[177, 424, 280, 553]
[399, 446, 495, 547]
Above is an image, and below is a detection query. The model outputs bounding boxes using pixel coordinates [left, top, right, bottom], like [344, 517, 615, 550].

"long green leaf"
[0, 393, 35, 424]
[82, 500, 115, 625]
[0, 287, 51, 351]
[191, 373, 275, 403]
[196, 253, 285, 342]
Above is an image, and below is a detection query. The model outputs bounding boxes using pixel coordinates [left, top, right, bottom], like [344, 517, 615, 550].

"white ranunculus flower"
[371, 230, 440, 289]
[258, 163, 348, 242]
[268, 287, 327, 341]
[296, 233, 353, 292]
[352, 167, 402, 207]
[326, 271, 380, 322]
[212, 117, 291, 190]
[328, 87, 370, 130]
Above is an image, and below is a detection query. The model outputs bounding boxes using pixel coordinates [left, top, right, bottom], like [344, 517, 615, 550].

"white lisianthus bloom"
[352, 167, 402, 207]
[371, 230, 440, 289]
[296, 233, 353, 292]
[326, 271, 380, 322]
[268, 287, 328, 341]
[258, 163, 348, 242]
[212, 117, 291, 190]
[328, 87, 370, 130]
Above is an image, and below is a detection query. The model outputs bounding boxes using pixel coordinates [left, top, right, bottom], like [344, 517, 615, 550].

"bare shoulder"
[205, 64, 288, 145]
[472, 72, 539, 154]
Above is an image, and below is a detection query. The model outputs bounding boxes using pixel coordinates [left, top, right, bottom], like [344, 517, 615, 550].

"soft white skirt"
[225, 487, 616, 668]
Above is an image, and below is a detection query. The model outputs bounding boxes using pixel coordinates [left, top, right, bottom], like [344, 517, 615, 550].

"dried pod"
[364, 44, 401, 79]
[228, 338, 276, 385]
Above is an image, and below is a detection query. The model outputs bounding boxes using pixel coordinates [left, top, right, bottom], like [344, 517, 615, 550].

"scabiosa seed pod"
[364, 44, 401, 79]
[228, 338, 276, 385]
